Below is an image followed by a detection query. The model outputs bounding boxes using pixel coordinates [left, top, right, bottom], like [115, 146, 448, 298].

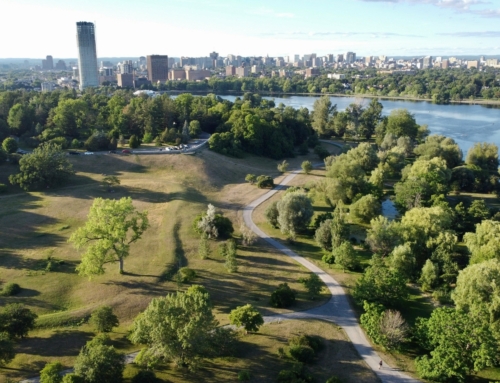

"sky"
[2, 0, 500, 59]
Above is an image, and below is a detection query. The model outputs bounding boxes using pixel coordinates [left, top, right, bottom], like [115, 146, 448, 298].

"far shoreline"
[164, 89, 500, 107]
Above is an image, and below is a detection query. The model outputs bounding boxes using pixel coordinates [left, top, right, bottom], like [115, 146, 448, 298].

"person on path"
[379, 360, 383, 369]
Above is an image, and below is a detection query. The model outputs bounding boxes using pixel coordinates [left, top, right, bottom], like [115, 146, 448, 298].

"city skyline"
[2, 0, 500, 58]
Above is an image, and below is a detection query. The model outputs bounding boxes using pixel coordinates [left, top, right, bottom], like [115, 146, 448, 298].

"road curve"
[242, 168, 420, 383]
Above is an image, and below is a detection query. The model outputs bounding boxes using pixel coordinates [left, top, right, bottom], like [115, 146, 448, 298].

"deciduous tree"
[89, 306, 119, 333]
[69, 197, 149, 276]
[229, 304, 264, 333]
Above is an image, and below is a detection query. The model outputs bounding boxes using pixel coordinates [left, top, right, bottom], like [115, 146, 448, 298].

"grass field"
[0, 144, 382, 382]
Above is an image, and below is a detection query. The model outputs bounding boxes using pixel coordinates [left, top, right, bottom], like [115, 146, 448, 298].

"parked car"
[84, 151, 94, 155]
[122, 149, 131, 154]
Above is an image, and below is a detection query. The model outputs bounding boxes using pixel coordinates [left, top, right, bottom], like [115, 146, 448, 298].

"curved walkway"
[243, 169, 420, 383]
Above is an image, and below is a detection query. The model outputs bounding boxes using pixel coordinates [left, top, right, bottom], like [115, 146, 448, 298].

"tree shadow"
[16, 329, 93, 357]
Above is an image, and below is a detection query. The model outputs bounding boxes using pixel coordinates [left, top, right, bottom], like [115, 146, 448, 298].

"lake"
[216, 94, 500, 155]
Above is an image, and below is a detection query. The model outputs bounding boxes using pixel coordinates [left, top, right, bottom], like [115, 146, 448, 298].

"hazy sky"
[2, 0, 500, 59]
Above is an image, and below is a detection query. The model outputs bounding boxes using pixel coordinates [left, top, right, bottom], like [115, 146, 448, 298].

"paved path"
[243, 169, 420, 383]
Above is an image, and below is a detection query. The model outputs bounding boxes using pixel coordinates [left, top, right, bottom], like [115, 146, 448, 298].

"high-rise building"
[147, 55, 169, 82]
[120, 60, 134, 74]
[76, 21, 99, 90]
[117, 73, 134, 88]
[423, 56, 433, 69]
[55, 60, 67, 70]
[42, 55, 54, 70]
[345, 52, 356, 64]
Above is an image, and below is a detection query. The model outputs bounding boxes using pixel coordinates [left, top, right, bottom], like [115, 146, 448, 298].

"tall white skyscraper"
[76, 21, 98, 90]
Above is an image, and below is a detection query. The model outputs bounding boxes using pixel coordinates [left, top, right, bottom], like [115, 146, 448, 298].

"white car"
[84, 151, 94, 155]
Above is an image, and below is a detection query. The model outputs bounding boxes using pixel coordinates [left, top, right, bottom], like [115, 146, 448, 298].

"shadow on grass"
[16, 329, 94, 357]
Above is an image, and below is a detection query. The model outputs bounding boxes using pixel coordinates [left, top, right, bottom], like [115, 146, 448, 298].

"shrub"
[2, 137, 18, 154]
[128, 135, 140, 148]
[61, 374, 85, 383]
[314, 145, 330, 160]
[277, 160, 289, 173]
[289, 345, 315, 363]
[71, 139, 82, 149]
[40, 361, 63, 383]
[315, 219, 333, 251]
[299, 273, 324, 300]
[178, 267, 197, 283]
[0, 283, 21, 297]
[301, 160, 313, 174]
[277, 363, 313, 383]
[238, 370, 251, 381]
[256, 175, 274, 188]
[270, 283, 296, 308]
[89, 306, 119, 333]
[245, 174, 257, 184]
[131, 370, 158, 383]
[265, 201, 279, 228]
[142, 133, 153, 144]
[0, 183, 7, 193]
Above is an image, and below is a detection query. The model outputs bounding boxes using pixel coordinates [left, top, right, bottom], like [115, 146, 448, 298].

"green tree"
[463, 220, 500, 264]
[415, 308, 497, 382]
[7, 103, 34, 135]
[74, 335, 125, 383]
[89, 306, 119, 333]
[385, 109, 420, 140]
[365, 216, 400, 257]
[311, 96, 336, 136]
[414, 134, 463, 168]
[277, 160, 289, 173]
[419, 259, 439, 292]
[276, 192, 314, 238]
[301, 160, 313, 174]
[0, 332, 15, 366]
[264, 201, 279, 228]
[333, 241, 358, 272]
[229, 304, 264, 333]
[349, 194, 381, 224]
[129, 286, 218, 370]
[388, 243, 416, 281]
[189, 120, 201, 137]
[40, 361, 64, 383]
[299, 273, 324, 300]
[69, 197, 149, 276]
[0, 303, 37, 339]
[9, 143, 74, 191]
[452, 258, 500, 325]
[102, 175, 120, 192]
[465, 142, 499, 171]
[270, 283, 296, 308]
[131, 370, 159, 383]
[225, 239, 238, 273]
[2, 137, 17, 153]
[331, 205, 349, 249]
[129, 134, 140, 148]
[314, 219, 333, 251]
[245, 174, 257, 184]
[61, 374, 84, 383]
[353, 256, 409, 307]
[198, 237, 211, 259]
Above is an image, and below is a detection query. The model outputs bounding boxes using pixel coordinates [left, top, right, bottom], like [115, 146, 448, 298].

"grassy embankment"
[0, 144, 379, 383]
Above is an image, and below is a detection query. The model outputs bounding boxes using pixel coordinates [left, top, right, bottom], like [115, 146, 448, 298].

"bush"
[0, 183, 7, 193]
[0, 283, 21, 297]
[315, 219, 332, 251]
[40, 361, 63, 383]
[89, 306, 119, 333]
[177, 267, 197, 283]
[289, 345, 315, 363]
[129, 135, 140, 148]
[256, 175, 274, 188]
[301, 160, 313, 174]
[238, 370, 251, 381]
[61, 374, 85, 383]
[245, 174, 257, 184]
[277, 363, 313, 383]
[131, 370, 158, 383]
[277, 160, 289, 173]
[2, 137, 18, 154]
[314, 145, 330, 160]
[299, 273, 324, 300]
[142, 133, 153, 144]
[71, 139, 82, 149]
[265, 201, 279, 228]
[270, 283, 296, 308]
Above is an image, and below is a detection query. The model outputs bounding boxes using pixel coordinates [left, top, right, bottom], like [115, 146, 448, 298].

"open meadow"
[0, 145, 380, 382]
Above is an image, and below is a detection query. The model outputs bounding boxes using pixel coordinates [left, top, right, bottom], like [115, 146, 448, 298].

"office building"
[226, 65, 236, 76]
[467, 60, 479, 69]
[305, 68, 320, 78]
[147, 55, 169, 82]
[42, 55, 53, 70]
[345, 52, 356, 64]
[76, 21, 99, 90]
[186, 69, 210, 81]
[423, 56, 433, 69]
[441, 59, 449, 69]
[55, 60, 67, 70]
[117, 73, 134, 88]
[235, 65, 248, 78]
[120, 60, 134, 74]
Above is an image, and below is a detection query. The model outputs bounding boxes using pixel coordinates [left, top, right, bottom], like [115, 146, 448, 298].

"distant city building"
[423, 56, 433, 69]
[117, 73, 134, 87]
[486, 58, 499, 67]
[441, 59, 449, 69]
[467, 60, 479, 69]
[41, 82, 55, 92]
[186, 69, 211, 81]
[226, 65, 236, 76]
[76, 21, 99, 90]
[147, 55, 169, 83]
[251, 65, 259, 74]
[169, 69, 186, 80]
[210, 52, 219, 68]
[101, 60, 113, 68]
[345, 52, 356, 64]
[134, 77, 151, 89]
[336, 54, 344, 63]
[100, 67, 113, 76]
[72, 67, 79, 78]
[120, 60, 134, 74]
[235, 65, 249, 78]
[55, 60, 67, 70]
[305, 67, 320, 78]
[42, 55, 53, 70]
[327, 73, 345, 80]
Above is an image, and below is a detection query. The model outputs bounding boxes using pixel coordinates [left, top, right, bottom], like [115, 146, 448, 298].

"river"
[216, 94, 500, 155]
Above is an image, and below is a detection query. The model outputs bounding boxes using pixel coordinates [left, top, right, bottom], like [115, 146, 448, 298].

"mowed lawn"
[0, 147, 370, 382]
